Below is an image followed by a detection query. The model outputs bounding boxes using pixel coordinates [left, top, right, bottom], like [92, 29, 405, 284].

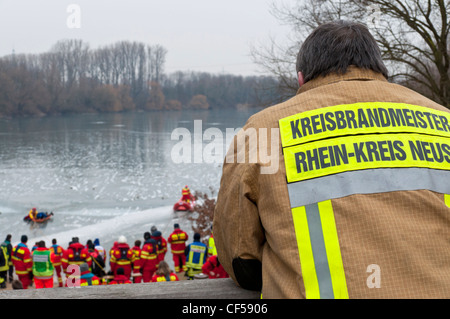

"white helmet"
[118, 235, 127, 244]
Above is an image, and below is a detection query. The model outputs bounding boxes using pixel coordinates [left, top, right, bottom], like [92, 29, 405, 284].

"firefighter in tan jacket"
[213, 21, 450, 299]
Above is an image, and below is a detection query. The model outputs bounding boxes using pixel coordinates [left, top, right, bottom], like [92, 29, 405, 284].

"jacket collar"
[297, 66, 388, 95]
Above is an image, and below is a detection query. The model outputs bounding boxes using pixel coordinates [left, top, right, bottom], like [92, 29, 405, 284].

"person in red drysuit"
[50, 238, 65, 287]
[202, 255, 229, 279]
[181, 186, 194, 202]
[62, 237, 92, 285]
[131, 240, 143, 283]
[167, 224, 189, 273]
[151, 229, 167, 265]
[109, 236, 134, 280]
[79, 262, 102, 286]
[151, 261, 179, 282]
[108, 267, 132, 285]
[140, 232, 158, 282]
[11, 235, 33, 289]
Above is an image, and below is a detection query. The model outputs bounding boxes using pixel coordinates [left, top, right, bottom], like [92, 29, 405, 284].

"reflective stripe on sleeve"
[292, 200, 348, 299]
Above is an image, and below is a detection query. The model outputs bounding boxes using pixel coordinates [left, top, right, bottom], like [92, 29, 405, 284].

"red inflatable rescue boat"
[173, 198, 195, 212]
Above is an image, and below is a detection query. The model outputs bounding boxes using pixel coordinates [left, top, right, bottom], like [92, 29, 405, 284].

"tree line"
[0, 39, 280, 118]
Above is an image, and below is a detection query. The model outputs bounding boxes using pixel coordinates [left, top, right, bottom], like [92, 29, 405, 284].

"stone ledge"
[0, 278, 260, 299]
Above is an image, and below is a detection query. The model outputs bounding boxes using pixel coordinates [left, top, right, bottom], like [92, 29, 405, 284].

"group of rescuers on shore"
[0, 223, 228, 289]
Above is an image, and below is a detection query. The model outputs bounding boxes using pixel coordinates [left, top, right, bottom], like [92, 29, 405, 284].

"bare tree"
[188, 189, 216, 244]
[147, 45, 167, 84]
[252, 0, 450, 108]
[50, 39, 90, 89]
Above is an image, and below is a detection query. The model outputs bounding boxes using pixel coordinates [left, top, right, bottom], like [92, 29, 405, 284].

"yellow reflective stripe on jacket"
[171, 240, 186, 244]
[140, 253, 157, 260]
[292, 200, 348, 299]
[15, 270, 29, 275]
[445, 194, 450, 208]
[0, 247, 8, 272]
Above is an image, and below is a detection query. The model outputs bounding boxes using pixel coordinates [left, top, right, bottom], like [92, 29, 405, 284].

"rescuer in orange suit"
[167, 224, 189, 273]
[11, 235, 33, 289]
[181, 186, 194, 203]
[131, 240, 143, 283]
[140, 232, 158, 282]
[110, 236, 134, 280]
[202, 255, 229, 279]
[108, 267, 132, 285]
[109, 241, 118, 268]
[151, 261, 179, 282]
[50, 238, 65, 287]
[79, 262, 102, 286]
[28, 208, 37, 221]
[151, 229, 167, 265]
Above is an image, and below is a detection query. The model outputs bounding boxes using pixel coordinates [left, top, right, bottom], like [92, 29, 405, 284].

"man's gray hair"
[296, 20, 388, 83]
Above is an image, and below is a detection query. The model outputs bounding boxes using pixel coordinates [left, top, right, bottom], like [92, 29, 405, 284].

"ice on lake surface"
[0, 109, 258, 271]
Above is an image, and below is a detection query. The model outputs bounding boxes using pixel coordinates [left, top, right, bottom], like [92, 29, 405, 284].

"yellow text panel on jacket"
[279, 102, 450, 148]
[284, 133, 450, 183]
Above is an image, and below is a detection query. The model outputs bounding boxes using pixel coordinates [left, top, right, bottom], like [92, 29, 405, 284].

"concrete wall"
[0, 278, 260, 299]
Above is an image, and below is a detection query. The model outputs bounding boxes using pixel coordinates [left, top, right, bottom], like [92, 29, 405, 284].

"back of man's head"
[296, 20, 388, 83]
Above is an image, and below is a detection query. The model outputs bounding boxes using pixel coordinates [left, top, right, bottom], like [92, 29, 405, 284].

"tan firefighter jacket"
[213, 66, 450, 298]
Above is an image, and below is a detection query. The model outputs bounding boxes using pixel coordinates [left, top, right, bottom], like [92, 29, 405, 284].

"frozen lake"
[0, 108, 257, 271]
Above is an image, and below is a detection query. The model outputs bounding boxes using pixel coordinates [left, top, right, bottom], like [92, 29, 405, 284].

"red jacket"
[110, 243, 134, 277]
[202, 255, 229, 279]
[50, 244, 64, 267]
[108, 274, 132, 285]
[151, 232, 167, 263]
[62, 242, 92, 273]
[140, 239, 158, 271]
[152, 272, 179, 282]
[168, 229, 189, 255]
[131, 245, 142, 275]
[11, 243, 32, 276]
[69, 270, 103, 287]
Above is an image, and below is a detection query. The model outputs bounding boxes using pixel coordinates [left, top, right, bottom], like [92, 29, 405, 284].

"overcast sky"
[0, 0, 294, 76]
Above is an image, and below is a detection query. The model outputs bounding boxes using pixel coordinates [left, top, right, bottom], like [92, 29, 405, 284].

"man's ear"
[298, 71, 305, 87]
